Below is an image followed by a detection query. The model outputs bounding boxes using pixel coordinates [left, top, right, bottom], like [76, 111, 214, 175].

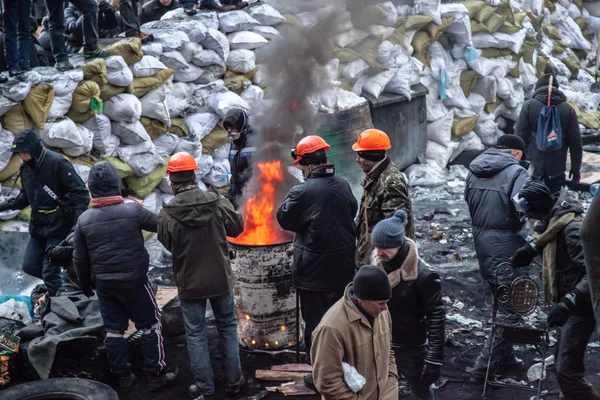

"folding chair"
[482, 262, 549, 399]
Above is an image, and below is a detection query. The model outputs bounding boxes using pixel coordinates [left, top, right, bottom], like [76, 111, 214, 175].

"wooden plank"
[569, 152, 600, 184]
[124, 287, 179, 338]
[266, 381, 318, 396]
[271, 364, 312, 373]
[256, 370, 307, 381]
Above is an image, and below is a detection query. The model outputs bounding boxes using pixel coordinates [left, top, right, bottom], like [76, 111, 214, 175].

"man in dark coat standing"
[223, 108, 255, 209]
[277, 135, 358, 367]
[516, 74, 583, 193]
[139, 0, 181, 25]
[464, 134, 530, 380]
[73, 161, 175, 390]
[0, 129, 89, 296]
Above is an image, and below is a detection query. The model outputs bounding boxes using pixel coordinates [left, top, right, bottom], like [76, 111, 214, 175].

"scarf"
[172, 182, 198, 196]
[533, 213, 575, 305]
[90, 195, 124, 208]
[371, 239, 419, 288]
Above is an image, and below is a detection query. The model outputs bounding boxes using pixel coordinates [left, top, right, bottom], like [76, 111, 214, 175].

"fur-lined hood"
[533, 86, 567, 103]
[371, 238, 420, 287]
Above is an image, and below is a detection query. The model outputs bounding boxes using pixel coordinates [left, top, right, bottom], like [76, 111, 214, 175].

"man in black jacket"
[139, 0, 181, 25]
[223, 108, 255, 209]
[277, 135, 358, 365]
[513, 181, 599, 400]
[0, 129, 89, 296]
[73, 161, 175, 390]
[516, 74, 583, 193]
[370, 210, 445, 400]
[65, 0, 121, 52]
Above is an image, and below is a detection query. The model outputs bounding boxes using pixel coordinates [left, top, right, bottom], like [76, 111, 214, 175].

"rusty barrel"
[229, 241, 301, 350]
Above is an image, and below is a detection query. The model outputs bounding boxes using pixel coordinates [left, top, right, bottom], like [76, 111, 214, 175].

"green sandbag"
[141, 117, 168, 140]
[103, 156, 135, 178]
[460, 70, 478, 97]
[125, 158, 168, 199]
[126, 69, 175, 97]
[396, 15, 433, 31]
[105, 38, 143, 65]
[425, 17, 455, 41]
[484, 14, 506, 33]
[78, 59, 108, 87]
[475, 5, 495, 24]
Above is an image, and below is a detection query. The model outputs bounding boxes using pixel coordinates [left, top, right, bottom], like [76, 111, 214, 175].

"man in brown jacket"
[311, 265, 399, 399]
[157, 153, 245, 398]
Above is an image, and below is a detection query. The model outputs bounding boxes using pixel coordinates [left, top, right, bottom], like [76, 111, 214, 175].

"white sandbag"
[160, 51, 190, 72]
[184, 113, 221, 140]
[62, 124, 93, 157]
[443, 85, 471, 110]
[73, 163, 91, 183]
[202, 29, 230, 61]
[240, 85, 264, 103]
[117, 140, 154, 162]
[440, 3, 468, 18]
[475, 113, 500, 146]
[212, 141, 230, 159]
[106, 56, 134, 87]
[2, 79, 34, 102]
[141, 42, 163, 58]
[377, 41, 394, 65]
[251, 25, 282, 40]
[520, 60, 537, 92]
[111, 120, 151, 145]
[161, 8, 218, 28]
[83, 114, 120, 156]
[129, 152, 165, 177]
[446, 15, 473, 46]
[496, 77, 515, 100]
[175, 137, 202, 156]
[179, 42, 203, 64]
[363, 69, 396, 99]
[208, 92, 250, 119]
[195, 64, 226, 84]
[192, 49, 226, 68]
[204, 157, 231, 188]
[0, 95, 17, 117]
[219, 11, 260, 33]
[130, 56, 168, 78]
[40, 117, 82, 149]
[226, 49, 256, 74]
[342, 59, 370, 82]
[145, 19, 207, 43]
[333, 29, 369, 48]
[467, 93, 486, 115]
[247, 3, 286, 26]
[228, 31, 268, 50]
[48, 93, 73, 120]
[104, 94, 142, 123]
[35, 67, 82, 97]
[152, 133, 179, 156]
[427, 109, 453, 145]
[414, 0, 441, 24]
[140, 85, 172, 126]
[150, 30, 190, 52]
[426, 140, 458, 169]
[405, 161, 447, 186]
[450, 131, 484, 162]
[377, 2, 398, 26]
[196, 154, 214, 179]
[0, 128, 14, 170]
[471, 75, 497, 103]
[554, 15, 592, 50]
[385, 63, 413, 100]
[548, 56, 572, 80]
[367, 25, 395, 40]
[174, 64, 204, 83]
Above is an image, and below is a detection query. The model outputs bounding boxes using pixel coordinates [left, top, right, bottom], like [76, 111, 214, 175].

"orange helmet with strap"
[167, 152, 199, 174]
[352, 129, 392, 152]
[291, 135, 331, 165]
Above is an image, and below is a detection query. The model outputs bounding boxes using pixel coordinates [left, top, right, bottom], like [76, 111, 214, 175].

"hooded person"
[512, 181, 598, 400]
[157, 152, 246, 398]
[223, 108, 255, 209]
[516, 74, 583, 193]
[73, 161, 175, 390]
[0, 129, 89, 296]
[370, 210, 445, 400]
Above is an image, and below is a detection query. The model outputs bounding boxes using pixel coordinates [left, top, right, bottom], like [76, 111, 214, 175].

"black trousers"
[298, 289, 344, 364]
[544, 174, 566, 194]
[394, 345, 432, 400]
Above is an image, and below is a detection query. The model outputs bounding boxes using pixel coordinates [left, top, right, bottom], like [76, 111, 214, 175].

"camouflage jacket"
[356, 157, 414, 268]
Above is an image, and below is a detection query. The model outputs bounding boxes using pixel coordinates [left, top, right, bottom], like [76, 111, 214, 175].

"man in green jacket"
[157, 152, 245, 398]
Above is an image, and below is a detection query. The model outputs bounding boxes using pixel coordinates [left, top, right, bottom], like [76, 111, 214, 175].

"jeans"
[96, 281, 166, 376]
[180, 292, 242, 392]
[298, 289, 344, 364]
[23, 236, 64, 296]
[119, 0, 140, 35]
[394, 346, 432, 400]
[2, 0, 32, 70]
[45, 0, 99, 62]
[555, 315, 600, 400]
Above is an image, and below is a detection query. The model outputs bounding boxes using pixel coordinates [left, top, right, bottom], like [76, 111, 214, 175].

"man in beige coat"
[311, 265, 399, 399]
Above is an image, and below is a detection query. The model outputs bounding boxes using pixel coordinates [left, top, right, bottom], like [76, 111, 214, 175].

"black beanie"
[357, 150, 386, 162]
[518, 180, 554, 214]
[496, 134, 525, 152]
[535, 74, 559, 91]
[353, 265, 392, 301]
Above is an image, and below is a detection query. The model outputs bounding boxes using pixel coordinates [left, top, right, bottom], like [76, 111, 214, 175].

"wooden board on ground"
[266, 381, 318, 396]
[569, 152, 600, 184]
[256, 370, 307, 381]
[271, 364, 312, 373]
[124, 287, 178, 338]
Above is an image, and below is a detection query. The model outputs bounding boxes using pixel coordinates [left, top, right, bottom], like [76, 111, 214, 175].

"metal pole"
[296, 289, 300, 364]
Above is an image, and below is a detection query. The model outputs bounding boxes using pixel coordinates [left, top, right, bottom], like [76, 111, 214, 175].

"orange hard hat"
[292, 135, 331, 165]
[167, 152, 199, 174]
[352, 129, 391, 152]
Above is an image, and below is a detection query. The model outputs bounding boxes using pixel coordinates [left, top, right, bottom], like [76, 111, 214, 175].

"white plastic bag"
[0, 299, 32, 325]
[208, 92, 250, 118]
[385, 63, 413, 99]
[140, 85, 171, 126]
[184, 113, 221, 140]
[174, 64, 204, 83]
[226, 49, 256, 74]
[40, 117, 81, 149]
[175, 137, 202, 157]
[151, 30, 190, 52]
[0, 95, 17, 117]
[219, 11, 260, 33]
[152, 133, 179, 157]
[333, 29, 369, 48]
[240, 85, 264, 103]
[203, 157, 231, 187]
[342, 362, 366, 393]
[160, 51, 190, 72]
[426, 140, 459, 169]
[48, 93, 73, 119]
[63, 124, 93, 157]
[212, 141, 231, 159]
[83, 114, 117, 154]
[450, 132, 484, 162]
[179, 42, 203, 63]
[377, 2, 398, 26]
[251, 26, 282, 40]
[405, 161, 448, 186]
[192, 49, 225, 68]
[363, 69, 396, 99]
[117, 140, 154, 162]
[467, 93, 486, 115]
[228, 31, 268, 50]
[130, 56, 168, 78]
[342, 59, 370, 82]
[106, 56, 134, 87]
[129, 152, 165, 177]
[196, 154, 214, 178]
[202, 28, 230, 61]
[247, 4, 286, 26]
[104, 94, 143, 123]
[111, 120, 151, 145]
[427, 110, 453, 145]
[0, 128, 14, 171]
[141, 42, 163, 58]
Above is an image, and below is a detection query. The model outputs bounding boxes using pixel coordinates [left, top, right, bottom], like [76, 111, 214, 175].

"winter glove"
[548, 290, 579, 327]
[81, 285, 95, 298]
[512, 244, 537, 267]
[0, 202, 12, 212]
[421, 363, 441, 387]
[569, 170, 581, 184]
[46, 245, 74, 265]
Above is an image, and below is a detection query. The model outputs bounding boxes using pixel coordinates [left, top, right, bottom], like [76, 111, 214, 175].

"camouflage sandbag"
[509, 55, 520, 78]
[79, 59, 108, 87]
[201, 126, 228, 154]
[563, 56, 580, 75]
[544, 0, 555, 12]
[125, 158, 168, 199]
[460, 70, 478, 97]
[536, 55, 548, 78]
[217, 185, 229, 195]
[499, 21, 522, 34]
[475, 5, 495, 23]
[485, 97, 503, 114]
[397, 15, 432, 31]
[411, 31, 433, 65]
[103, 156, 135, 178]
[553, 41, 568, 54]
[99, 83, 126, 101]
[542, 23, 562, 41]
[126, 68, 175, 97]
[522, 37, 538, 65]
[169, 118, 189, 137]
[105, 38, 143, 65]
[355, 37, 385, 69]
[470, 21, 489, 34]
[23, 83, 55, 130]
[425, 17, 455, 41]
[334, 47, 361, 63]
[569, 100, 600, 129]
[141, 117, 168, 139]
[224, 75, 252, 93]
[480, 48, 514, 58]
[452, 116, 479, 137]
[484, 14, 506, 33]
[2, 103, 33, 133]
[463, 0, 486, 15]
[0, 155, 22, 181]
[496, 0, 516, 24]
[66, 81, 102, 124]
[388, 26, 405, 46]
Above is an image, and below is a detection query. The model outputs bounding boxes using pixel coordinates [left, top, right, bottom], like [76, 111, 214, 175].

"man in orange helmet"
[352, 129, 414, 268]
[277, 136, 358, 372]
[157, 153, 246, 398]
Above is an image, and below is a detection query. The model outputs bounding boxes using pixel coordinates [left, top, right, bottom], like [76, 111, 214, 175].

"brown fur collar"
[371, 238, 419, 288]
[533, 86, 567, 101]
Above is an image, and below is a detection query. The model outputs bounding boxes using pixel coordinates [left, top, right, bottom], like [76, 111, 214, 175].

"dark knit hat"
[372, 210, 407, 249]
[496, 134, 525, 152]
[518, 180, 554, 214]
[357, 150, 386, 162]
[535, 74, 559, 90]
[353, 265, 392, 301]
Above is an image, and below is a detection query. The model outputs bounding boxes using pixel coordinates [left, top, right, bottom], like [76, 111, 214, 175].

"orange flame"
[229, 160, 291, 246]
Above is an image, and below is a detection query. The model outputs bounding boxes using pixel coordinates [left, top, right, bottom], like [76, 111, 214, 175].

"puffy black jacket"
[0, 130, 89, 239]
[73, 161, 157, 288]
[65, 1, 120, 47]
[516, 86, 583, 180]
[225, 109, 254, 209]
[139, 0, 181, 25]
[277, 165, 358, 291]
[465, 149, 530, 283]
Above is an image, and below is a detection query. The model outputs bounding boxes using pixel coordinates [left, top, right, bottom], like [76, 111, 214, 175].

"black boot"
[149, 370, 177, 391]
[118, 373, 138, 389]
